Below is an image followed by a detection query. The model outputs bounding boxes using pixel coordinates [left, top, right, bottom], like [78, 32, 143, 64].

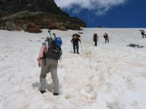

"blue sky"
[55, 0, 146, 28]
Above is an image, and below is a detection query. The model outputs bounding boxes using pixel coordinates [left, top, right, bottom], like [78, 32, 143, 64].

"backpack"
[45, 37, 62, 60]
[93, 34, 98, 41]
[104, 33, 108, 39]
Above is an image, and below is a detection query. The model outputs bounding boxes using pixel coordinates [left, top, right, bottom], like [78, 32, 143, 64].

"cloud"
[54, 0, 129, 15]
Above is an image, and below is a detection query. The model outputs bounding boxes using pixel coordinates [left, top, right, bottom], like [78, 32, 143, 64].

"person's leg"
[105, 39, 107, 43]
[40, 60, 49, 93]
[76, 44, 79, 54]
[107, 39, 109, 43]
[95, 41, 97, 46]
[142, 34, 144, 38]
[50, 60, 59, 94]
[73, 44, 76, 53]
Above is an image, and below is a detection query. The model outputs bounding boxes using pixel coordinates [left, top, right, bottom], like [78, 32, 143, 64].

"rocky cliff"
[0, 0, 86, 32]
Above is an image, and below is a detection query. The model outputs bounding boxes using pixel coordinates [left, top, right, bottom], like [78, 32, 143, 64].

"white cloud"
[55, 0, 129, 15]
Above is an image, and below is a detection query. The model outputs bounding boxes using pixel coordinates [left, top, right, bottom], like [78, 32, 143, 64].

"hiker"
[139, 30, 146, 38]
[93, 33, 98, 46]
[71, 33, 81, 54]
[37, 34, 62, 96]
[103, 33, 109, 43]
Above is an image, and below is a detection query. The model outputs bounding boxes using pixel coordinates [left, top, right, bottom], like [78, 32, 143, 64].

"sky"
[54, 0, 146, 28]
[0, 28, 146, 109]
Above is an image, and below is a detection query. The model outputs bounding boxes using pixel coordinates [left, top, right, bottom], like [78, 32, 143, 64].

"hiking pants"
[94, 40, 97, 46]
[142, 34, 146, 38]
[73, 43, 79, 53]
[40, 58, 59, 93]
[105, 38, 109, 43]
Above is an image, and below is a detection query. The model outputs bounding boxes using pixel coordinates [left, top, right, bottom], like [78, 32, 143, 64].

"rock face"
[0, 0, 86, 32]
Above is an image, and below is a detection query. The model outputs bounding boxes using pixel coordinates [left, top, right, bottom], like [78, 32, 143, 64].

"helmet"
[55, 37, 62, 47]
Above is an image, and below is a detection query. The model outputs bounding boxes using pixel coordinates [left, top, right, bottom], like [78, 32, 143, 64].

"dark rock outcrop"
[127, 43, 144, 48]
[0, 0, 86, 32]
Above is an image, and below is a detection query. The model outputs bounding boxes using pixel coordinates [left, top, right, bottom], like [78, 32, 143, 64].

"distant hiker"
[93, 33, 98, 46]
[139, 30, 146, 38]
[103, 33, 109, 43]
[71, 33, 81, 54]
[37, 33, 62, 96]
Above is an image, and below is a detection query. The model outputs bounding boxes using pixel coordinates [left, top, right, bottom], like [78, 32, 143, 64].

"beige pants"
[40, 58, 59, 93]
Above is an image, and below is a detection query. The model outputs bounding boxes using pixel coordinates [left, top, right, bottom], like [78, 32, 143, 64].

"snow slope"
[0, 28, 146, 109]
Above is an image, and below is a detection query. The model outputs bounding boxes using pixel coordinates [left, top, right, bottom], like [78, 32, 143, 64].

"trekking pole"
[53, 33, 56, 38]
[70, 42, 73, 53]
[48, 30, 54, 40]
[109, 37, 111, 43]
[48, 30, 52, 37]
[48, 30, 56, 41]
[47, 30, 54, 44]
[80, 42, 83, 52]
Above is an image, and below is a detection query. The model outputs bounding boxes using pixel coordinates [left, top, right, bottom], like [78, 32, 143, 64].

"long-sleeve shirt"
[71, 38, 81, 45]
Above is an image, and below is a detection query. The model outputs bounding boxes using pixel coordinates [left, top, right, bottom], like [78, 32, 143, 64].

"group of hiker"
[71, 32, 110, 54]
[93, 32, 109, 46]
[37, 29, 146, 96]
[37, 31, 110, 96]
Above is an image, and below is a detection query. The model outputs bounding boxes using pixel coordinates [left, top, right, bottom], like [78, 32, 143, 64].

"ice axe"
[48, 30, 56, 39]
[53, 33, 56, 38]
[80, 42, 83, 52]
[48, 30, 52, 37]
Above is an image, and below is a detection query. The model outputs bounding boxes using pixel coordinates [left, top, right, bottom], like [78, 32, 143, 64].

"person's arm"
[71, 38, 73, 43]
[37, 44, 47, 67]
[79, 39, 81, 43]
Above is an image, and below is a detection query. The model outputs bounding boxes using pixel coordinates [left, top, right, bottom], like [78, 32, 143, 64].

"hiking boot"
[77, 52, 79, 54]
[53, 93, 59, 96]
[40, 90, 46, 94]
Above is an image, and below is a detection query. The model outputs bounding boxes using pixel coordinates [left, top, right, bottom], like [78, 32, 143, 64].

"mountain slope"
[0, 28, 146, 109]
